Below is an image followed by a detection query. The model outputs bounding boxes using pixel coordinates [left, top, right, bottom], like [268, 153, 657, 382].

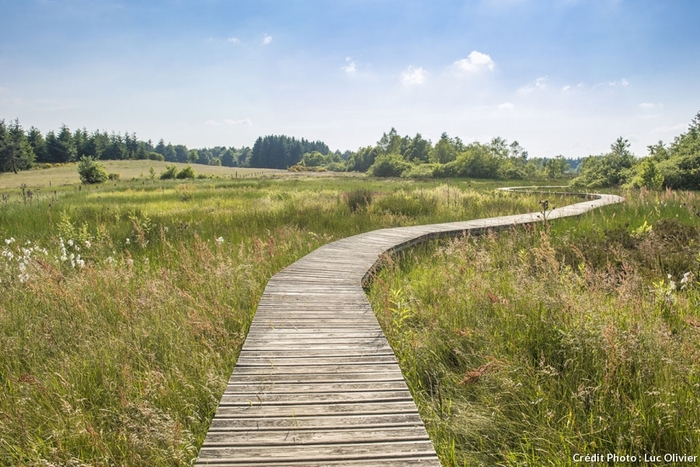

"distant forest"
[1, 112, 699, 189]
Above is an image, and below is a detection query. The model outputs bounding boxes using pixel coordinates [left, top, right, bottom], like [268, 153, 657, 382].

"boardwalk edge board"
[196, 187, 623, 466]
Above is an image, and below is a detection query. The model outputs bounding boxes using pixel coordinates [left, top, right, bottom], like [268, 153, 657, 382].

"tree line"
[2, 112, 699, 189]
[0, 120, 256, 171]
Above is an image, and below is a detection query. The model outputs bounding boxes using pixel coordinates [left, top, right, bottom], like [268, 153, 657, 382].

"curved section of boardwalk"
[196, 191, 624, 466]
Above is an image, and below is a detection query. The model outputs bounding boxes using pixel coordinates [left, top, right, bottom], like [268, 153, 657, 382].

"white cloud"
[639, 102, 663, 110]
[596, 78, 628, 87]
[402, 66, 427, 86]
[227, 37, 241, 45]
[453, 51, 495, 74]
[262, 34, 272, 45]
[498, 102, 514, 110]
[562, 85, 571, 91]
[518, 76, 548, 93]
[342, 57, 356, 75]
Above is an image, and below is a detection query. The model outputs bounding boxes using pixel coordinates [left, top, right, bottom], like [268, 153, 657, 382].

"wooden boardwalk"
[195, 190, 624, 466]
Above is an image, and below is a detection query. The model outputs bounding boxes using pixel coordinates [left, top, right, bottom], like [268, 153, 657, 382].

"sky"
[1, 0, 699, 158]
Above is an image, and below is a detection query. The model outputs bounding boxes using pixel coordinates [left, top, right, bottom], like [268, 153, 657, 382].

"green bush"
[368, 154, 411, 177]
[148, 152, 165, 161]
[401, 164, 436, 179]
[176, 166, 196, 179]
[160, 165, 179, 180]
[77, 156, 108, 184]
[107, 173, 120, 180]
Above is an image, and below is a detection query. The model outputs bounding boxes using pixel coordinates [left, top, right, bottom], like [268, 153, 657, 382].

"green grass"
[0, 169, 574, 466]
[369, 187, 700, 466]
[0, 160, 285, 189]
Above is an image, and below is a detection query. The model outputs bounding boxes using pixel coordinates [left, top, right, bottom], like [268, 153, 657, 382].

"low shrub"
[368, 154, 411, 177]
[77, 156, 108, 184]
[176, 166, 196, 179]
[159, 165, 179, 180]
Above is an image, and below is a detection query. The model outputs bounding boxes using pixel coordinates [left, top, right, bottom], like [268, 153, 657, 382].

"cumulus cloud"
[262, 34, 273, 45]
[402, 66, 427, 85]
[342, 57, 356, 75]
[453, 51, 495, 73]
[498, 102, 514, 110]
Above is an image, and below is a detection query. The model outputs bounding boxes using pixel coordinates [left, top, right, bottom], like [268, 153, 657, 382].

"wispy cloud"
[453, 51, 495, 73]
[518, 76, 548, 93]
[498, 102, 514, 110]
[342, 57, 356, 75]
[262, 34, 272, 45]
[402, 66, 427, 85]
[595, 78, 628, 87]
[639, 102, 662, 109]
[227, 37, 241, 45]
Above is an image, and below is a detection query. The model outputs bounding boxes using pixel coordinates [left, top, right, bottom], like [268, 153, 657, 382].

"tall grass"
[369, 188, 700, 466]
[0, 176, 568, 465]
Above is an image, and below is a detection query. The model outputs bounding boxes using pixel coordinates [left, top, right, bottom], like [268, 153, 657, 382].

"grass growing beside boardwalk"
[370, 188, 700, 466]
[0, 175, 567, 466]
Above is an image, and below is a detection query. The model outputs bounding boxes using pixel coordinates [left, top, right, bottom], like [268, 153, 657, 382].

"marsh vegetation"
[1, 174, 565, 465]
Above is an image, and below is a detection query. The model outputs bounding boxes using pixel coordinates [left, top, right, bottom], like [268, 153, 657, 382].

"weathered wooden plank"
[196, 191, 624, 465]
[207, 413, 427, 430]
[202, 426, 431, 445]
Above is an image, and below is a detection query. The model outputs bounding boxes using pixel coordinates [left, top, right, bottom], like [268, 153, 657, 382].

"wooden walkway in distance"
[195, 190, 624, 466]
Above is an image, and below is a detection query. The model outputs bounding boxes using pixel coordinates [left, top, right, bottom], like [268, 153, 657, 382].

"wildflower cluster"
[58, 237, 86, 269]
[1, 238, 49, 283]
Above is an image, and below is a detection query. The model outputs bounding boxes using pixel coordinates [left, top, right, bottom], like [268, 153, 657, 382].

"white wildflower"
[125, 238, 130, 245]
[18, 262, 26, 273]
[76, 258, 85, 268]
[19, 273, 29, 283]
[216, 236, 224, 244]
[85, 240, 91, 248]
[681, 272, 692, 290]
[67, 239, 74, 247]
[106, 256, 115, 265]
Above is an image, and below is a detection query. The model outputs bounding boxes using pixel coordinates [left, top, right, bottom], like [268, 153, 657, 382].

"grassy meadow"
[369, 188, 700, 466]
[0, 168, 573, 466]
[0, 161, 285, 190]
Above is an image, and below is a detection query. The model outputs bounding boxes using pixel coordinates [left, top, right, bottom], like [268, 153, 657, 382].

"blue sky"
[1, 0, 699, 158]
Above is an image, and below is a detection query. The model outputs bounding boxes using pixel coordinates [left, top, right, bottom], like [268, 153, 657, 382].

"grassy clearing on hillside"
[0, 161, 285, 189]
[0, 175, 569, 466]
[370, 188, 700, 466]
